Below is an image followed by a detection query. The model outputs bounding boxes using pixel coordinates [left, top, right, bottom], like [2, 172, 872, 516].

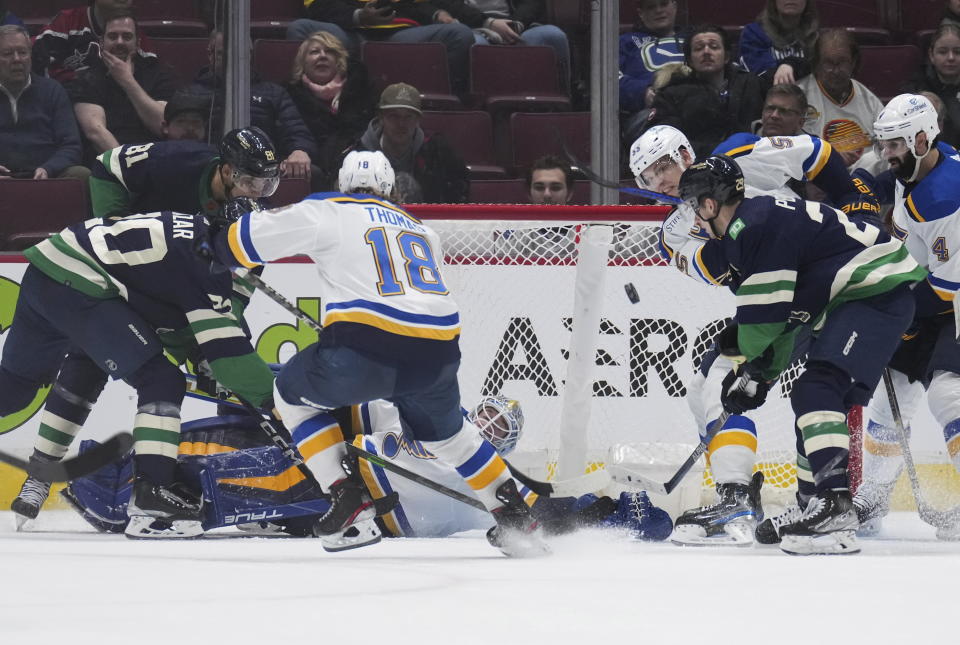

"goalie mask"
[468, 395, 524, 456]
[873, 93, 940, 183]
[338, 150, 395, 199]
[629, 125, 693, 193]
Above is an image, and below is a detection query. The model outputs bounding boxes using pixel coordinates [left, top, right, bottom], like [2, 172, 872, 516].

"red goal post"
[406, 203, 862, 506]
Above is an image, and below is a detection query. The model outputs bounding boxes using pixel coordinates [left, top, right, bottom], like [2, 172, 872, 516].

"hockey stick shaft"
[345, 442, 487, 512]
[243, 270, 323, 334]
[882, 368, 960, 527]
[557, 140, 683, 204]
[609, 375, 748, 495]
[0, 433, 133, 482]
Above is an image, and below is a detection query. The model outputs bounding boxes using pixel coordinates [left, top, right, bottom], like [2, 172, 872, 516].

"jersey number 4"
[364, 228, 449, 296]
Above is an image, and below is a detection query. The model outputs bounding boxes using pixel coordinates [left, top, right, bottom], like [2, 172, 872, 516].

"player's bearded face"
[877, 138, 916, 181]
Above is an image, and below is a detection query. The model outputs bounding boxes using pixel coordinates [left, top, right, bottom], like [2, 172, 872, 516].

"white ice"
[0, 511, 957, 645]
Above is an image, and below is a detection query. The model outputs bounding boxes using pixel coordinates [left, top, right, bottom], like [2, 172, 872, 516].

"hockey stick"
[0, 433, 133, 482]
[243, 270, 323, 334]
[608, 374, 750, 495]
[556, 139, 683, 205]
[345, 442, 488, 512]
[882, 368, 960, 528]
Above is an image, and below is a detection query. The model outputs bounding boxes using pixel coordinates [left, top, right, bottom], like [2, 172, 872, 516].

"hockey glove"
[720, 363, 769, 415]
[195, 359, 228, 399]
[716, 320, 742, 362]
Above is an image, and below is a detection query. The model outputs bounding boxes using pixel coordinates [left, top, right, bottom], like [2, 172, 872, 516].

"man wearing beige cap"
[348, 82, 468, 203]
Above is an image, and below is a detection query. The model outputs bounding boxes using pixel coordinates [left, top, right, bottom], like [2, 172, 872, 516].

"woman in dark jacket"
[648, 24, 769, 159]
[903, 23, 960, 148]
[739, 0, 819, 85]
[286, 30, 378, 190]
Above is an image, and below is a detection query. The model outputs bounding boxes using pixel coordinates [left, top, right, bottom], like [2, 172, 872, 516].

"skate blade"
[124, 516, 204, 540]
[780, 530, 860, 556]
[670, 521, 754, 547]
[322, 519, 382, 552]
[13, 513, 31, 532]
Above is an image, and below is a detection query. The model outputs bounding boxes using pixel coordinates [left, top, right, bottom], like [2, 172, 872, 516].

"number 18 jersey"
[224, 193, 462, 362]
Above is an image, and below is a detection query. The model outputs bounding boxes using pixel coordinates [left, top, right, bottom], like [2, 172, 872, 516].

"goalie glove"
[720, 362, 769, 415]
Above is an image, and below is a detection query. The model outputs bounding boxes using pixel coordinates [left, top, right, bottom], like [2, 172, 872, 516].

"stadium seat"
[149, 37, 208, 89]
[362, 41, 461, 110]
[468, 179, 529, 204]
[269, 178, 311, 208]
[0, 179, 90, 251]
[251, 0, 303, 39]
[508, 112, 590, 175]
[470, 45, 570, 113]
[420, 111, 507, 179]
[818, 0, 891, 45]
[135, 0, 207, 37]
[684, 0, 763, 28]
[253, 39, 300, 85]
[858, 45, 922, 102]
[15, 0, 60, 35]
[900, 0, 948, 40]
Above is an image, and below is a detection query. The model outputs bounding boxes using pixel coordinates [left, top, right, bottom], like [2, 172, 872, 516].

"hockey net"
[410, 204, 860, 507]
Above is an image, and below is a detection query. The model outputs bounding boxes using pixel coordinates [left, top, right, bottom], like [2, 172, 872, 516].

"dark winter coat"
[432, 0, 547, 28]
[902, 65, 960, 149]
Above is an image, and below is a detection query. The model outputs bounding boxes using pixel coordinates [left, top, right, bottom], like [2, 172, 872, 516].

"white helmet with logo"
[338, 150, 395, 198]
[873, 93, 940, 156]
[629, 125, 693, 187]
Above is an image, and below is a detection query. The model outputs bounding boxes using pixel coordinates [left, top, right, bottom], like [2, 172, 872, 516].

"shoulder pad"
[904, 157, 960, 223]
[713, 133, 759, 158]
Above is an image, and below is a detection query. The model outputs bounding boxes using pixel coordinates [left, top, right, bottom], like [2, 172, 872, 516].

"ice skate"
[125, 477, 204, 539]
[780, 490, 860, 555]
[313, 455, 398, 552]
[754, 501, 803, 545]
[852, 480, 895, 536]
[486, 479, 550, 558]
[671, 471, 764, 546]
[11, 475, 52, 531]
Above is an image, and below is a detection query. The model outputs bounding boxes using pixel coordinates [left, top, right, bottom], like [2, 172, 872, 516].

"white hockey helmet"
[629, 125, 693, 187]
[873, 93, 940, 157]
[338, 150, 395, 198]
[468, 395, 524, 456]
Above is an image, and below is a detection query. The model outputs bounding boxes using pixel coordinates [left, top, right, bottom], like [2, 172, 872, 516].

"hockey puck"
[624, 282, 639, 304]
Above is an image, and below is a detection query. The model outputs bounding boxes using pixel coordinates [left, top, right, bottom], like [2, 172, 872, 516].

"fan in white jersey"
[211, 151, 548, 556]
[628, 118, 880, 545]
[855, 94, 960, 540]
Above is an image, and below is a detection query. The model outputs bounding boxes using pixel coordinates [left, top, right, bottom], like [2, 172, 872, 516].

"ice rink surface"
[0, 511, 957, 645]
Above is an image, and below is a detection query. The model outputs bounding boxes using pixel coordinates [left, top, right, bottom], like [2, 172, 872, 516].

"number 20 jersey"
[224, 193, 462, 362]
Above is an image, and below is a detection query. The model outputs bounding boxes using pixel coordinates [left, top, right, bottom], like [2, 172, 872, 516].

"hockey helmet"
[338, 150, 396, 199]
[468, 395, 524, 456]
[678, 154, 745, 215]
[629, 125, 693, 188]
[220, 126, 281, 197]
[210, 196, 263, 229]
[873, 93, 940, 180]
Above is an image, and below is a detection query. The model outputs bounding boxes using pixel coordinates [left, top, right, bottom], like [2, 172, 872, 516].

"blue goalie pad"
[63, 439, 134, 533]
[600, 491, 674, 541]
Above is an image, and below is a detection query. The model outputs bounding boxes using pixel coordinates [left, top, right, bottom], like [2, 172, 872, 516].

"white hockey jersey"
[659, 133, 834, 285]
[797, 76, 885, 154]
[890, 153, 960, 312]
[224, 193, 461, 360]
[350, 400, 538, 537]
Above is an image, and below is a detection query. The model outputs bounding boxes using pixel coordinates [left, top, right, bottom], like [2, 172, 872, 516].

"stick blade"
[31, 433, 134, 482]
[606, 465, 669, 496]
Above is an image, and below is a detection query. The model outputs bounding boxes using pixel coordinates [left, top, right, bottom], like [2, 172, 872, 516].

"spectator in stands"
[758, 82, 808, 136]
[287, 30, 377, 190]
[33, 0, 156, 83]
[191, 29, 318, 181]
[798, 28, 883, 167]
[434, 0, 571, 92]
[647, 24, 768, 158]
[944, 0, 960, 27]
[739, 0, 818, 85]
[161, 88, 210, 141]
[286, 0, 474, 95]
[349, 82, 468, 203]
[620, 0, 686, 145]
[0, 2, 23, 27]
[0, 25, 87, 181]
[903, 23, 960, 148]
[70, 12, 176, 159]
[527, 155, 574, 205]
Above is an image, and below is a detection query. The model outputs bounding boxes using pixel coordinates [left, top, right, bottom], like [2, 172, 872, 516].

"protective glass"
[638, 155, 677, 187]
[233, 171, 279, 198]
[874, 137, 908, 159]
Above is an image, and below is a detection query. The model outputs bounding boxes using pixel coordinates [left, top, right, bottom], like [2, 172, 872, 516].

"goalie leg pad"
[600, 491, 673, 541]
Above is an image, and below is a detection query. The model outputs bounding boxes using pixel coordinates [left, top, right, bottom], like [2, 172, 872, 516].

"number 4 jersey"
[221, 193, 462, 363]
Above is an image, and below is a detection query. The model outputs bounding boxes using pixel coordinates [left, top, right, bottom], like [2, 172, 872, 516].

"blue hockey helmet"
[678, 154, 745, 213]
[220, 126, 281, 197]
[468, 395, 524, 456]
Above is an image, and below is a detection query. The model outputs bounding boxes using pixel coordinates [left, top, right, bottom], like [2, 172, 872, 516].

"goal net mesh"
[412, 204, 859, 504]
